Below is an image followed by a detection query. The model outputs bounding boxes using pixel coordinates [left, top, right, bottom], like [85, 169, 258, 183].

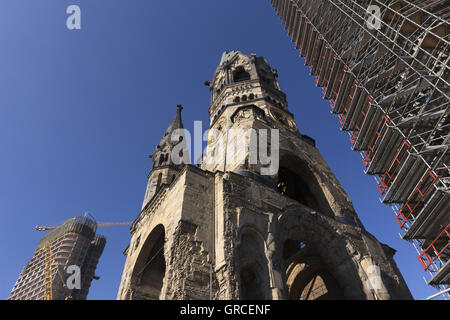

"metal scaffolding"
[271, 0, 449, 298]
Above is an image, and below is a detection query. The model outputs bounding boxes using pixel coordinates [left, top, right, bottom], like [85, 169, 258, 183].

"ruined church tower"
[117, 51, 413, 300]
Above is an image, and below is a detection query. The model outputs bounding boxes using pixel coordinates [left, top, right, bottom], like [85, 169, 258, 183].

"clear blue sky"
[0, 0, 438, 300]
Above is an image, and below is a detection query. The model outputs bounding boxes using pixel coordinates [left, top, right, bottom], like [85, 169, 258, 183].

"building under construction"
[270, 0, 449, 297]
[8, 214, 106, 300]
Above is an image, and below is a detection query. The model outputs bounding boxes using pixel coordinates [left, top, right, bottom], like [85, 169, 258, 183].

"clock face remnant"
[268, 106, 298, 132]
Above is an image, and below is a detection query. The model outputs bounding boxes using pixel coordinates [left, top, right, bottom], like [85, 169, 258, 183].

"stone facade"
[116, 52, 413, 300]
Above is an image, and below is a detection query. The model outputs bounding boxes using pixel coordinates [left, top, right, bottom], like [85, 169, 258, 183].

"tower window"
[233, 67, 250, 83]
[277, 167, 321, 212]
[157, 173, 162, 190]
[276, 154, 334, 217]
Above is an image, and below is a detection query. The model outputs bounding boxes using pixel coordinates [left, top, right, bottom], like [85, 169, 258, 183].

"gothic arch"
[277, 150, 334, 216]
[233, 66, 251, 83]
[130, 224, 166, 300]
[237, 227, 272, 300]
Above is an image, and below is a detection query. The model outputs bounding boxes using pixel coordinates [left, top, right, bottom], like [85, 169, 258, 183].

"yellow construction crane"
[44, 241, 53, 300]
[44, 241, 72, 300]
[35, 221, 132, 231]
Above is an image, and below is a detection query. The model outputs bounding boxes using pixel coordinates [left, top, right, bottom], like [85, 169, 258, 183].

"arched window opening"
[287, 264, 343, 300]
[240, 264, 266, 300]
[277, 154, 334, 216]
[277, 167, 321, 212]
[249, 93, 255, 100]
[233, 67, 250, 83]
[242, 95, 247, 102]
[238, 230, 271, 300]
[234, 96, 241, 103]
[132, 225, 166, 300]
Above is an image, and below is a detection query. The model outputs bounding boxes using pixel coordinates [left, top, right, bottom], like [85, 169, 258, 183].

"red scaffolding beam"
[418, 224, 449, 271]
[362, 114, 390, 167]
[377, 138, 411, 195]
[395, 169, 438, 229]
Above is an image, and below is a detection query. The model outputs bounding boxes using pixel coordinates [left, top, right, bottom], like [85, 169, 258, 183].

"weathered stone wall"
[117, 166, 217, 300]
[210, 170, 413, 300]
[164, 220, 217, 299]
[117, 163, 412, 300]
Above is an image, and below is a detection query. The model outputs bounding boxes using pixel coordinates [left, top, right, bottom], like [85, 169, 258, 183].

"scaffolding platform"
[271, 0, 450, 297]
[429, 261, 450, 286]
